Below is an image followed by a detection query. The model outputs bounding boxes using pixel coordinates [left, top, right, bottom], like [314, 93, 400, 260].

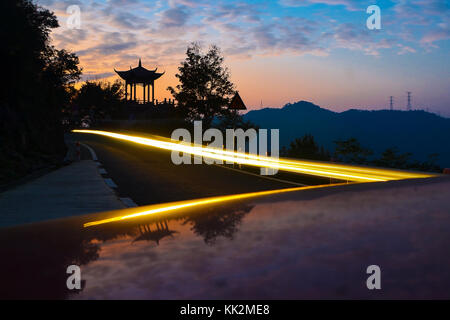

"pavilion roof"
[114, 59, 164, 83]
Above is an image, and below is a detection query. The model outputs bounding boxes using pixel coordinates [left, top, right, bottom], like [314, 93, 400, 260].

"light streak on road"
[83, 183, 344, 227]
[73, 129, 437, 182]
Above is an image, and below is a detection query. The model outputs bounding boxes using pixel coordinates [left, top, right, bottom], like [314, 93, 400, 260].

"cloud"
[252, 24, 279, 49]
[158, 5, 190, 28]
[76, 32, 138, 57]
[393, 0, 450, 25]
[52, 29, 88, 48]
[107, 0, 141, 6]
[36, 0, 450, 82]
[168, 0, 204, 7]
[81, 71, 116, 82]
[333, 22, 396, 56]
[397, 44, 416, 55]
[280, 0, 364, 11]
[420, 23, 450, 46]
[109, 11, 150, 29]
[205, 2, 264, 23]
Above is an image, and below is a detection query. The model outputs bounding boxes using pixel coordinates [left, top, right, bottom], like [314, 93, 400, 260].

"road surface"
[75, 132, 297, 206]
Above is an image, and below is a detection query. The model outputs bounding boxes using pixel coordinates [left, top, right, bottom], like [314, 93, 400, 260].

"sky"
[37, 0, 450, 115]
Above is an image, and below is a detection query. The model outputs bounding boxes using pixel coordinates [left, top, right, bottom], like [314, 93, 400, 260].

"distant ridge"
[244, 101, 450, 167]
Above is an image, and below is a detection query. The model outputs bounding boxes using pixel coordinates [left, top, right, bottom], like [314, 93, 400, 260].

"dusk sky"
[38, 0, 449, 115]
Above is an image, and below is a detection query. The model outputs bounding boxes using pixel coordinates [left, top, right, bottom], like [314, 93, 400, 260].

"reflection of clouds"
[73, 180, 450, 299]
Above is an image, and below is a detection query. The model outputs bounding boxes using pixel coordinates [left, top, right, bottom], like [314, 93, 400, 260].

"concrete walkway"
[0, 160, 124, 228]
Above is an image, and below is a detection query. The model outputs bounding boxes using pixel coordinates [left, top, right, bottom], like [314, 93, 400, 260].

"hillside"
[244, 101, 450, 167]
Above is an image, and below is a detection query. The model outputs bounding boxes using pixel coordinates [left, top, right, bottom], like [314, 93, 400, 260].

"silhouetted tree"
[215, 113, 258, 131]
[285, 134, 330, 160]
[168, 43, 235, 127]
[412, 153, 441, 172]
[70, 80, 124, 124]
[373, 149, 441, 172]
[0, 0, 81, 183]
[372, 147, 411, 169]
[333, 138, 372, 164]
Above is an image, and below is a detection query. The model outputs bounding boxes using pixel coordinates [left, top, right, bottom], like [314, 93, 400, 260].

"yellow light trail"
[83, 183, 344, 227]
[74, 129, 439, 228]
[73, 129, 436, 182]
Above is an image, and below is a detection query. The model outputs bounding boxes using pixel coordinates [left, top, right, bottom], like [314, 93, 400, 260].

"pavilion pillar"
[142, 83, 145, 103]
[133, 83, 136, 101]
[152, 81, 155, 103]
[125, 82, 128, 101]
[147, 84, 150, 104]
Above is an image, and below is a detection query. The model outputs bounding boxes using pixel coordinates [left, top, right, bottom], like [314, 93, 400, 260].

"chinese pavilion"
[114, 59, 164, 104]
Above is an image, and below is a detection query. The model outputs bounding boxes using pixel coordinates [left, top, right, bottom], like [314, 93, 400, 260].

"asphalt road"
[75, 133, 297, 206]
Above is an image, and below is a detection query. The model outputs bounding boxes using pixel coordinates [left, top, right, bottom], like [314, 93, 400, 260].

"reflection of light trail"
[84, 183, 344, 227]
[73, 129, 437, 182]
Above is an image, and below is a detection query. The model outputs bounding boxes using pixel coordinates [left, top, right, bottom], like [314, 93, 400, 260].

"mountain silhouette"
[244, 101, 450, 167]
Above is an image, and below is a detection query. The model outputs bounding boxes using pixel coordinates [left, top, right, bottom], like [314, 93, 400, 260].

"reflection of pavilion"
[114, 59, 166, 104]
[133, 220, 178, 245]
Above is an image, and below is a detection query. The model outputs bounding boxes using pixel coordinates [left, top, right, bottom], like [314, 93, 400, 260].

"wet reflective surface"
[1, 177, 450, 299]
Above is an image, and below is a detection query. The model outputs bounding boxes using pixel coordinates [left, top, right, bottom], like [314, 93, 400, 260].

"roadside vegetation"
[0, 0, 81, 185]
[64, 80, 125, 128]
[282, 134, 441, 173]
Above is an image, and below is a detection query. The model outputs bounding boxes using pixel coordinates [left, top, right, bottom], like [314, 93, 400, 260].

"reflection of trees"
[72, 239, 100, 266]
[133, 220, 178, 245]
[0, 203, 254, 298]
[87, 203, 254, 246]
[182, 204, 253, 245]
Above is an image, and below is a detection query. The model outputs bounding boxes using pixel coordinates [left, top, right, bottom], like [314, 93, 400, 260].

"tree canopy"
[282, 135, 440, 173]
[333, 138, 373, 164]
[0, 0, 82, 184]
[168, 43, 235, 127]
[283, 134, 330, 161]
[69, 80, 124, 124]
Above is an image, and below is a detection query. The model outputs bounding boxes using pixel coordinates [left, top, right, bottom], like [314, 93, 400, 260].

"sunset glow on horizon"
[39, 0, 449, 115]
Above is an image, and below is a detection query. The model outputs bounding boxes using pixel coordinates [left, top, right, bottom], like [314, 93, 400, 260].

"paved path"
[0, 159, 124, 228]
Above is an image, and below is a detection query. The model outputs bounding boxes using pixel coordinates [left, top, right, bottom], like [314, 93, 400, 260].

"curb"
[79, 142, 138, 208]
